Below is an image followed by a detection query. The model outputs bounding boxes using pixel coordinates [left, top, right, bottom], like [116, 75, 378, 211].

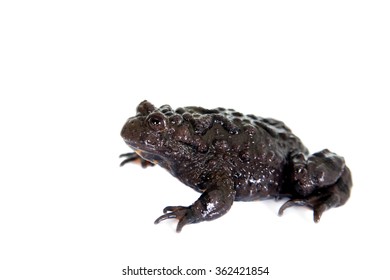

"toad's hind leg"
[279, 149, 352, 222]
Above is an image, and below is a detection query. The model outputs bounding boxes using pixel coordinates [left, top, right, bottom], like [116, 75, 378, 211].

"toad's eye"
[147, 113, 166, 131]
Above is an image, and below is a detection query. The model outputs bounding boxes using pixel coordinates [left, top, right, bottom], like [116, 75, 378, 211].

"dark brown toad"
[120, 100, 352, 232]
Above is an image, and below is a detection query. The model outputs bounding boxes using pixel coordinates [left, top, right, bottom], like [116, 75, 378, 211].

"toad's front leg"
[155, 176, 235, 232]
[279, 149, 352, 222]
[119, 152, 155, 168]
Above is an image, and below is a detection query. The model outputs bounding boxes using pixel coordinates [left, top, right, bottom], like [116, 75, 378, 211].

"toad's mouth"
[123, 139, 138, 149]
[124, 139, 157, 152]
[133, 148, 163, 164]
[123, 140, 162, 161]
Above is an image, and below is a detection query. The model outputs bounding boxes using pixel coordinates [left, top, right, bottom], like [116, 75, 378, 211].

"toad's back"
[176, 105, 308, 155]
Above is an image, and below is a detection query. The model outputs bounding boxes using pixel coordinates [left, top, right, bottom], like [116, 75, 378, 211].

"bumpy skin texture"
[120, 100, 352, 232]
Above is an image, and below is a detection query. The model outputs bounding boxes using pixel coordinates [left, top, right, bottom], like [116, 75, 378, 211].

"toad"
[120, 100, 352, 232]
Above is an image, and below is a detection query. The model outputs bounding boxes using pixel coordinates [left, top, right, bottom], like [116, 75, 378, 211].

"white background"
[1, 1, 389, 279]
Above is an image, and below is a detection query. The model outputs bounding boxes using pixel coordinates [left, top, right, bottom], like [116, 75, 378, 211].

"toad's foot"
[119, 152, 155, 168]
[279, 164, 352, 222]
[278, 193, 336, 223]
[154, 206, 197, 233]
[155, 174, 235, 232]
